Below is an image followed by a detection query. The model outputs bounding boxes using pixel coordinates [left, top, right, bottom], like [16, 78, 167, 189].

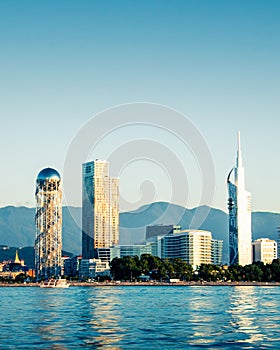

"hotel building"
[227, 132, 252, 266]
[252, 238, 277, 265]
[161, 229, 213, 267]
[82, 160, 119, 261]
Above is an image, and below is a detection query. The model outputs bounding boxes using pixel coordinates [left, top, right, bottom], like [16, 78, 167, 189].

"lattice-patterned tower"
[35, 168, 62, 279]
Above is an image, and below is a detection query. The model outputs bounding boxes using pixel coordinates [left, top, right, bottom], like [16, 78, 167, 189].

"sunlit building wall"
[252, 238, 277, 265]
[188, 230, 212, 266]
[82, 160, 119, 261]
[35, 168, 62, 279]
[110, 178, 119, 246]
[161, 229, 213, 267]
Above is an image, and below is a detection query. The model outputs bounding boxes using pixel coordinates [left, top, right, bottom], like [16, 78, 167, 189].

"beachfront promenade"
[1, 281, 280, 287]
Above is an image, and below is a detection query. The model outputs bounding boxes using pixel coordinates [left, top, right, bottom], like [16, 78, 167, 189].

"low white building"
[252, 238, 277, 265]
[110, 244, 153, 260]
[79, 259, 110, 280]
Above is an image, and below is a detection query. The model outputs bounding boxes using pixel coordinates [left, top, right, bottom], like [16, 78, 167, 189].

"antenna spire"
[237, 131, 243, 167]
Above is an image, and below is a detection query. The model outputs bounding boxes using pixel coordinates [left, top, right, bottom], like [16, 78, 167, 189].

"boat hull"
[40, 279, 70, 288]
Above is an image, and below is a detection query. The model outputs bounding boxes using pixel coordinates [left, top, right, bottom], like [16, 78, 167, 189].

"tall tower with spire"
[227, 132, 252, 265]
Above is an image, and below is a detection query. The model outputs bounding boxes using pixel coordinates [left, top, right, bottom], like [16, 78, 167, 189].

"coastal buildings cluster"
[2, 132, 277, 281]
[34, 132, 278, 280]
[0, 249, 34, 281]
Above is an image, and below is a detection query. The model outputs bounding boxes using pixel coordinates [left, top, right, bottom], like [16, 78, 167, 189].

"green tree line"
[110, 254, 280, 282]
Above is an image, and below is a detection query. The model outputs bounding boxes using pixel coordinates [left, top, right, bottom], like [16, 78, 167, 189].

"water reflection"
[80, 287, 124, 348]
[30, 287, 124, 348]
[1, 286, 280, 349]
[184, 287, 228, 346]
[227, 287, 264, 344]
[32, 289, 69, 348]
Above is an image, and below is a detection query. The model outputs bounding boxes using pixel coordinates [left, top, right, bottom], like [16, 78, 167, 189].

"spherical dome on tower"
[37, 167, 61, 181]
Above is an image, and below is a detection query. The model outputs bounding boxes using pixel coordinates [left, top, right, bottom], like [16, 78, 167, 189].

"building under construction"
[35, 167, 62, 279]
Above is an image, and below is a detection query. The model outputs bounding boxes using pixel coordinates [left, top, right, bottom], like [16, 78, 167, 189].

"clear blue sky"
[0, 0, 279, 213]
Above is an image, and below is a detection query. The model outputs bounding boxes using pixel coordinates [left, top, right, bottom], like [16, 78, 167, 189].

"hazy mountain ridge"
[0, 203, 279, 263]
[0, 206, 82, 255]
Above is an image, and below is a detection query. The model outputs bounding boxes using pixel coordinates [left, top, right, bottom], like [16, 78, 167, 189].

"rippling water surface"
[0, 286, 280, 349]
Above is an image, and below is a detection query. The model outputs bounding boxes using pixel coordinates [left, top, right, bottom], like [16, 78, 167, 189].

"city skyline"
[0, 1, 280, 213]
[1, 3, 280, 348]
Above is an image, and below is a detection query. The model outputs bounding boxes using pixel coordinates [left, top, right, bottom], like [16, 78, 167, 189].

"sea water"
[0, 286, 279, 349]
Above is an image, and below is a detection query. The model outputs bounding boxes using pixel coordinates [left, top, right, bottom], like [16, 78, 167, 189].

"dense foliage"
[110, 254, 193, 281]
[110, 254, 280, 282]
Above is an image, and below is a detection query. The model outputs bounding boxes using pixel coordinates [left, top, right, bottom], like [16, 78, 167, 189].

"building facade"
[161, 229, 213, 267]
[79, 259, 110, 280]
[35, 168, 62, 279]
[252, 238, 277, 265]
[187, 230, 212, 266]
[146, 225, 181, 258]
[211, 239, 223, 265]
[110, 244, 153, 260]
[82, 160, 119, 261]
[63, 255, 82, 278]
[227, 132, 252, 266]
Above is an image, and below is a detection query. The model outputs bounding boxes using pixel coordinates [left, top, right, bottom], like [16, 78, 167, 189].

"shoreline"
[1, 281, 280, 287]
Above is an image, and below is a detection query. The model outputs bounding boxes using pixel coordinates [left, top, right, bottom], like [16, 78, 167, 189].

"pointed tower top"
[14, 249, 21, 264]
[237, 131, 243, 167]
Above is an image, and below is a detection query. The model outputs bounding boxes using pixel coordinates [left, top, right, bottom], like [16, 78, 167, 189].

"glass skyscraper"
[82, 160, 119, 261]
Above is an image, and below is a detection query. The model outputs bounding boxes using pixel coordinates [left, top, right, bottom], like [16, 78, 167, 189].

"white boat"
[40, 278, 70, 288]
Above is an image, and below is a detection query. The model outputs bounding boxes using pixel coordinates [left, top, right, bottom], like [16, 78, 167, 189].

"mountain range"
[0, 202, 279, 263]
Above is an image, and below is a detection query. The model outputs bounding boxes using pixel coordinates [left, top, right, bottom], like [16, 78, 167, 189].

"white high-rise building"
[252, 238, 277, 265]
[227, 132, 252, 266]
[82, 160, 119, 261]
[188, 230, 212, 266]
[161, 229, 213, 267]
